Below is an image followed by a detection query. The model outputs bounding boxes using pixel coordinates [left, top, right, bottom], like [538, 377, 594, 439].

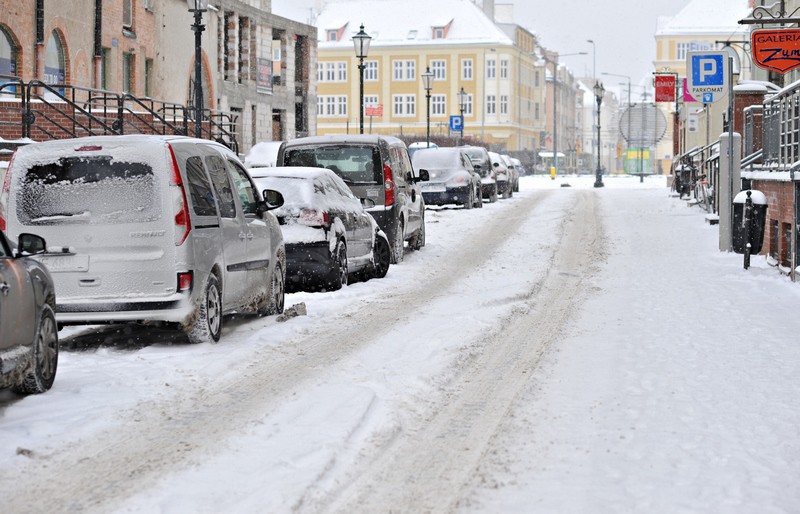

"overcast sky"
[273, 0, 693, 98]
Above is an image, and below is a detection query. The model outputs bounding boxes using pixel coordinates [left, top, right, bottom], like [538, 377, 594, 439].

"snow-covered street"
[2, 174, 799, 513]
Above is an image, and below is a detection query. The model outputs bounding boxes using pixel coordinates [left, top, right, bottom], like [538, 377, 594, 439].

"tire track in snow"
[310, 190, 607, 513]
[2, 190, 564, 513]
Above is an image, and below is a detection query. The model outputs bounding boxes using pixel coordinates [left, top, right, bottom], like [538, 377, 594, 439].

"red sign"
[654, 74, 676, 102]
[752, 28, 800, 74]
[365, 104, 383, 117]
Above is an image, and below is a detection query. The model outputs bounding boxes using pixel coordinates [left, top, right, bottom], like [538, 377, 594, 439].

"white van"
[0, 135, 286, 344]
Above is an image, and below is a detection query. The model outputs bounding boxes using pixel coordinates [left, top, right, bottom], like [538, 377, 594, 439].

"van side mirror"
[261, 189, 284, 211]
[17, 233, 46, 256]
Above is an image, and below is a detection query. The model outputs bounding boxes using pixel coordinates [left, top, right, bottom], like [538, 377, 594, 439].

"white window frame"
[393, 60, 403, 80]
[463, 94, 473, 115]
[486, 94, 496, 115]
[500, 59, 509, 79]
[431, 94, 446, 116]
[486, 59, 496, 79]
[337, 62, 347, 81]
[430, 59, 446, 80]
[462, 58, 473, 80]
[500, 95, 508, 115]
[364, 60, 378, 81]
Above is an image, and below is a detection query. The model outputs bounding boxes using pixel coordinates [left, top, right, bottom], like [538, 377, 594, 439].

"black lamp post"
[422, 67, 434, 148]
[352, 24, 371, 135]
[458, 87, 467, 145]
[187, 0, 209, 138]
[593, 80, 605, 188]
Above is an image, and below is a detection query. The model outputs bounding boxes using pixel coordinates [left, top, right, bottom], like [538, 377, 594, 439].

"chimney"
[482, 0, 495, 21]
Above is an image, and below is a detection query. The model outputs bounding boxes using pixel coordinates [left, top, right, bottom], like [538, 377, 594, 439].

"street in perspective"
[1, 0, 800, 512]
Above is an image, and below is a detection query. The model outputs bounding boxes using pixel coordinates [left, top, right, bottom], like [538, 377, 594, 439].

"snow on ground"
[1, 173, 799, 513]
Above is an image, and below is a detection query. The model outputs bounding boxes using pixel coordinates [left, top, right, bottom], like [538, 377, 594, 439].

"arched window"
[44, 30, 66, 94]
[0, 27, 17, 78]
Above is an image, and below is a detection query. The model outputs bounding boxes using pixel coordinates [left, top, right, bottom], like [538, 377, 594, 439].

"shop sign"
[751, 28, 800, 74]
[654, 74, 676, 102]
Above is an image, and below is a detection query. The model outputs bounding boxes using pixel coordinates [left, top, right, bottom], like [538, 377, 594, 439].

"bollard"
[550, 166, 556, 180]
[743, 191, 752, 270]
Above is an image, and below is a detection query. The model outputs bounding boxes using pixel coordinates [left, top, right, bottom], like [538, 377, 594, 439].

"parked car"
[407, 141, 439, 159]
[411, 147, 482, 209]
[500, 154, 519, 194]
[510, 157, 527, 187]
[277, 135, 429, 264]
[1, 135, 286, 344]
[0, 229, 58, 394]
[248, 166, 391, 292]
[460, 145, 498, 203]
[488, 151, 512, 199]
[244, 141, 283, 168]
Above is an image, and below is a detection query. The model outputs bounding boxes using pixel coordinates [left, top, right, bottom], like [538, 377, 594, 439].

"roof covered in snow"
[656, 0, 751, 37]
[315, 0, 514, 48]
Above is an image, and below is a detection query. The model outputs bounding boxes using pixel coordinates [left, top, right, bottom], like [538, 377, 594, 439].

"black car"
[411, 147, 483, 209]
[277, 135, 429, 264]
[249, 166, 391, 292]
[459, 145, 499, 203]
[0, 230, 58, 394]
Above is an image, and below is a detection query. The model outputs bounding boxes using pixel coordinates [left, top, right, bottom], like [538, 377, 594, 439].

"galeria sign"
[751, 28, 800, 74]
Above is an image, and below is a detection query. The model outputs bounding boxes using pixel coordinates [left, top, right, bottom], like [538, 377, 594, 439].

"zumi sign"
[751, 28, 800, 74]
[686, 51, 729, 104]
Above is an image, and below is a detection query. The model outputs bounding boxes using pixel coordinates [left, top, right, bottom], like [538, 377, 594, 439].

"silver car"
[1, 135, 286, 344]
[0, 230, 58, 394]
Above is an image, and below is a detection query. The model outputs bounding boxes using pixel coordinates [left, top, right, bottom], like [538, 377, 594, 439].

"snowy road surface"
[1, 175, 799, 513]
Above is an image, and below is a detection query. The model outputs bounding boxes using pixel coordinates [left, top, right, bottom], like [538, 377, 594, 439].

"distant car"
[1, 135, 286, 344]
[488, 151, 512, 199]
[277, 135, 429, 264]
[0, 229, 58, 395]
[244, 141, 283, 168]
[411, 147, 482, 209]
[460, 146, 498, 203]
[407, 141, 439, 159]
[248, 166, 391, 292]
[510, 157, 527, 188]
[500, 154, 519, 194]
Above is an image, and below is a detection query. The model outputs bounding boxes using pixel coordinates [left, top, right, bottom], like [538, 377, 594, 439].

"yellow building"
[314, 0, 550, 153]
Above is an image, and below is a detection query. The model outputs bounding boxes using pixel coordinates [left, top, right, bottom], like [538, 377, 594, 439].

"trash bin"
[732, 189, 767, 254]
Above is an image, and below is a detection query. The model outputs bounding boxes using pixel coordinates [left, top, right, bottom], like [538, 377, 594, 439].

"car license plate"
[422, 184, 446, 193]
[35, 254, 90, 273]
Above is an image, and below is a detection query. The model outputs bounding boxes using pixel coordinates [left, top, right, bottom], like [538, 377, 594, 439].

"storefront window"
[45, 31, 66, 96]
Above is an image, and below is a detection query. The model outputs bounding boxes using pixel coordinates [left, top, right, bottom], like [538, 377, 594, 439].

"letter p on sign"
[692, 54, 724, 86]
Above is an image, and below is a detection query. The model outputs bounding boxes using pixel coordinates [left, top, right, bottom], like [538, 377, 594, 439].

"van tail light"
[298, 208, 330, 227]
[0, 149, 17, 231]
[177, 271, 193, 292]
[167, 144, 192, 246]
[383, 164, 395, 207]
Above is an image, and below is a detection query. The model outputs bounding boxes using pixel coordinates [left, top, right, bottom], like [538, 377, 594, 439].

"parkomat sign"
[752, 28, 800, 74]
[686, 51, 728, 103]
[654, 74, 676, 102]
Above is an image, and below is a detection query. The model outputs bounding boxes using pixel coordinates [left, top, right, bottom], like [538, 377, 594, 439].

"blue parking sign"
[450, 115, 463, 132]
[691, 54, 724, 86]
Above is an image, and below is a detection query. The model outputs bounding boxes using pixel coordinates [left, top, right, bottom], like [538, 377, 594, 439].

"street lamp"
[187, 0, 209, 138]
[422, 66, 435, 148]
[352, 24, 372, 135]
[458, 87, 467, 145]
[593, 81, 605, 188]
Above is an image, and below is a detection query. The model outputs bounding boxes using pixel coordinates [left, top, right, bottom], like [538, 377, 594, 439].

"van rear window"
[17, 156, 160, 225]
[283, 145, 382, 184]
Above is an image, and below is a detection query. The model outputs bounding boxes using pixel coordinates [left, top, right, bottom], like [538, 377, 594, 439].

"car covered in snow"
[0, 135, 286, 344]
[488, 151, 512, 199]
[411, 147, 483, 209]
[0, 229, 58, 394]
[248, 166, 390, 292]
[459, 145, 498, 203]
[244, 141, 283, 168]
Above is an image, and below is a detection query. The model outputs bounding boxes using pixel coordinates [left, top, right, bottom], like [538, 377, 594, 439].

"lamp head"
[186, 0, 209, 11]
[352, 24, 372, 59]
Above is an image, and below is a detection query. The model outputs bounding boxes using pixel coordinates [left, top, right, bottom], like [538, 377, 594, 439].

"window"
[677, 41, 712, 60]
[145, 58, 153, 97]
[430, 60, 446, 80]
[337, 62, 347, 81]
[433, 27, 445, 39]
[535, 103, 540, 120]
[392, 60, 415, 81]
[226, 160, 259, 216]
[364, 94, 379, 111]
[486, 95, 496, 115]
[100, 47, 110, 90]
[326, 29, 338, 42]
[318, 62, 346, 82]
[392, 94, 416, 116]
[500, 95, 508, 115]
[317, 63, 324, 82]
[534, 70, 540, 87]
[500, 59, 508, 79]
[205, 155, 236, 218]
[431, 94, 446, 116]
[486, 59, 496, 79]
[122, 52, 134, 93]
[364, 60, 378, 81]
[463, 93, 473, 115]
[185, 156, 217, 217]
[462, 59, 473, 80]
[44, 31, 66, 88]
[337, 95, 347, 116]
[123, 0, 133, 29]
[317, 96, 347, 117]
[0, 26, 18, 79]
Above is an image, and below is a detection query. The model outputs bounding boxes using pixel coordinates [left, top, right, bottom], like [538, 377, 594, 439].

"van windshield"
[17, 156, 160, 225]
[283, 145, 382, 184]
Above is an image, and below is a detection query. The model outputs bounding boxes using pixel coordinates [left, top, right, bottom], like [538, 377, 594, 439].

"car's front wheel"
[13, 304, 58, 395]
[186, 274, 222, 344]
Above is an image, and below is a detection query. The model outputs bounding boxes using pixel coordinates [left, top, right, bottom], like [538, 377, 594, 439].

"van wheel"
[13, 305, 58, 395]
[261, 261, 285, 315]
[186, 274, 222, 344]
[390, 220, 405, 264]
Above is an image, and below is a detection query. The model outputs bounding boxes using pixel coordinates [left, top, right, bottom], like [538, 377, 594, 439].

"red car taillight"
[177, 271, 193, 292]
[383, 163, 395, 206]
[167, 144, 192, 246]
[0, 149, 17, 231]
[298, 208, 330, 227]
